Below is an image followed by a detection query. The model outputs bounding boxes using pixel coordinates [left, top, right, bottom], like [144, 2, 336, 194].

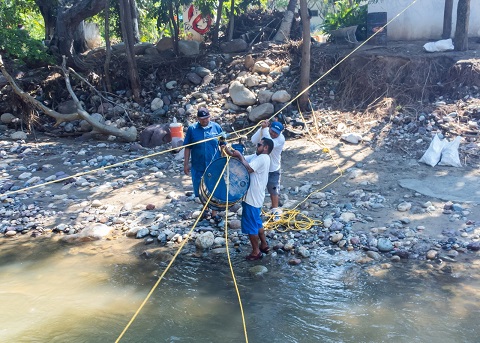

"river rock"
[258, 90, 273, 104]
[178, 40, 200, 56]
[331, 233, 343, 243]
[244, 54, 255, 69]
[377, 238, 393, 252]
[297, 246, 310, 258]
[194, 67, 211, 77]
[5, 230, 17, 237]
[248, 103, 274, 122]
[340, 212, 356, 222]
[136, 228, 150, 238]
[195, 231, 214, 250]
[397, 202, 412, 212]
[366, 250, 382, 260]
[271, 90, 291, 103]
[341, 133, 363, 144]
[166, 80, 177, 89]
[228, 219, 241, 230]
[249, 265, 268, 276]
[187, 72, 202, 85]
[467, 242, 480, 251]
[253, 61, 270, 74]
[11, 131, 27, 140]
[151, 98, 164, 111]
[229, 81, 256, 106]
[1, 113, 16, 124]
[220, 38, 248, 53]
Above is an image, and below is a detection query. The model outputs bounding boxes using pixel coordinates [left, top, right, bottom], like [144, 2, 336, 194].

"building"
[369, 0, 480, 40]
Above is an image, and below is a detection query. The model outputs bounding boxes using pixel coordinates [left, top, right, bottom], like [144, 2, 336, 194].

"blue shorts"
[241, 201, 263, 235]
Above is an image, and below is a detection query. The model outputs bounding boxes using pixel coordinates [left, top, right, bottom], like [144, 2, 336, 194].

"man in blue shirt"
[183, 107, 223, 221]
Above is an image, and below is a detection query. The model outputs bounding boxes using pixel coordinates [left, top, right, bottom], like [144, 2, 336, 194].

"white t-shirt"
[244, 153, 270, 208]
[251, 127, 285, 172]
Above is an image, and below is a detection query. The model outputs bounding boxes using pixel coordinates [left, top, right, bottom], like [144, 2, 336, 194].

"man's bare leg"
[248, 234, 260, 256]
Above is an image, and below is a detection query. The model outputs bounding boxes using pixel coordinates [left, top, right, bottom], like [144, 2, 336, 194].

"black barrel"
[367, 12, 387, 45]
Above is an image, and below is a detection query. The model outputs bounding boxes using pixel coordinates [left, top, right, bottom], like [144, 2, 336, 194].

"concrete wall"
[369, 0, 480, 41]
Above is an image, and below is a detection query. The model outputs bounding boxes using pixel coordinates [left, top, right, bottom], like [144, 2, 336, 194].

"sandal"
[245, 252, 263, 261]
[212, 215, 222, 224]
[260, 246, 270, 254]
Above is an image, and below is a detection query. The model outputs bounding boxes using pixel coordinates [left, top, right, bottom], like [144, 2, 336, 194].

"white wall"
[369, 0, 480, 40]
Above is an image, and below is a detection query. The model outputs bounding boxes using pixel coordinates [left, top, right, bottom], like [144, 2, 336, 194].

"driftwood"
[0, 54, 137, 142]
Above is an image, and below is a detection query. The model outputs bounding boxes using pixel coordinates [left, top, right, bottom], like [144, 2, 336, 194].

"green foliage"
[320, 0, 367, 33]
[0, 28, 54, 66]
[0, 0, 44, 40]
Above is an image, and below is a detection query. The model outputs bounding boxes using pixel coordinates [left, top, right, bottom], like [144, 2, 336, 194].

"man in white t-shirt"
[251, 119, 285, 214]
[221, 137, 274, 261]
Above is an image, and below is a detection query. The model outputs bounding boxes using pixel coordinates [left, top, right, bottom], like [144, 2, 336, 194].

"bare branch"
[0, 54, 137, 142]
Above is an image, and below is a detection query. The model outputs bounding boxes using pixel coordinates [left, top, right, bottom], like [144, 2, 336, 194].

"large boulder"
[271, 90, 292, 103]
[229, 81, 256, 106]
[139, 124, 171, 148]
[178, 40, 200, 56]
[248, 103, 275, 122]
[220, 39, 248, 53]
[156, 37, 174, 51]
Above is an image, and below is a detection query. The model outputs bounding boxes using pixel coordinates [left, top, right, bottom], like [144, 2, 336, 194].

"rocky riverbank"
[1, 126, 479, 269]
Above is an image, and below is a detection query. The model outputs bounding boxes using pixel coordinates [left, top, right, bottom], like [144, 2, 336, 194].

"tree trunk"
[119, 0, 141, 102]
[298, 0, 311, 111]
[442, 0, 454, 39]
[228, 0, 234, 41]
[104, 0, 112, 93]
[50, 0, 106, 67]
[273, 0, 297, 42]
[35, 0, 57, 41]
[454, 0, 470, 51]
[212, 0, 224, 45]
[130, 0, 140, 43]
[167, 1, 180, 55]
[73, 21, 89, 53]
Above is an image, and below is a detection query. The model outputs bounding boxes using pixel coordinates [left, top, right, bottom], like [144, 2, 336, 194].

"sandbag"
[439, 136, 462, 167]
[419, 134, 445, 167]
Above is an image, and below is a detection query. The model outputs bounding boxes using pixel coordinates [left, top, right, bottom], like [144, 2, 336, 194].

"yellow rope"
[223, 155, 249, 343]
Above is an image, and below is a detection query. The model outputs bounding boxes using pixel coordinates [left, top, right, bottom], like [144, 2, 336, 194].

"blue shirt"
[183, 121, 223, 172]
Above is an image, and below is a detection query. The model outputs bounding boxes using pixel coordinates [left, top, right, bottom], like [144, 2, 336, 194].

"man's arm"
[221, 146, 254, 173]
[251, 121, 269, 144]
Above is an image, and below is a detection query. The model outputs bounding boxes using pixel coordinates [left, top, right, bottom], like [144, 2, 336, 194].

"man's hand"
[261, 120, 269, 129]
[231, 150, 242, 159]
[184, 164, 190, 175]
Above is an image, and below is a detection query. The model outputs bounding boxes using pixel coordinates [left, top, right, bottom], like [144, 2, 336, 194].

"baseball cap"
[197, 107, 210, 118]
[270, 121, 284, 135]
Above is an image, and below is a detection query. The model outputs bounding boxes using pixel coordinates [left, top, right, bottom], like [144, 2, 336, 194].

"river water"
[1, 235, 479, 343]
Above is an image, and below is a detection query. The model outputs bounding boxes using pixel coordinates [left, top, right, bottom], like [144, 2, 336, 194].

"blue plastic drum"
[199, 157, 250, 211]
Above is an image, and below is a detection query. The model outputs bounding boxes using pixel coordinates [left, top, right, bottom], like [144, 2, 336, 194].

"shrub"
[0, 28, 54, 67]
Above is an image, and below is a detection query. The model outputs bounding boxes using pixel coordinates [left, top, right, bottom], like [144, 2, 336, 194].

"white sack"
[419, 134, 446, 166]
[439, 136, 462, 167]
[423, 38, 454, 53]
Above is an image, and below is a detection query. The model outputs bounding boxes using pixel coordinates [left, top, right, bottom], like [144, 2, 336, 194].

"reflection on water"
[1, 236, 480, 343]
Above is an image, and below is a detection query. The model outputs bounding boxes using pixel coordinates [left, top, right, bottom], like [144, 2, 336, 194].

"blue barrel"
[199, 157, 250, 211]
[367, 12, 387, 45]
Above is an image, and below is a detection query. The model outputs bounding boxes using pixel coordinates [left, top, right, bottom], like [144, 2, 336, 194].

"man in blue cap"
[251, 118, 285, 218]
[183, 107, 223, 222]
